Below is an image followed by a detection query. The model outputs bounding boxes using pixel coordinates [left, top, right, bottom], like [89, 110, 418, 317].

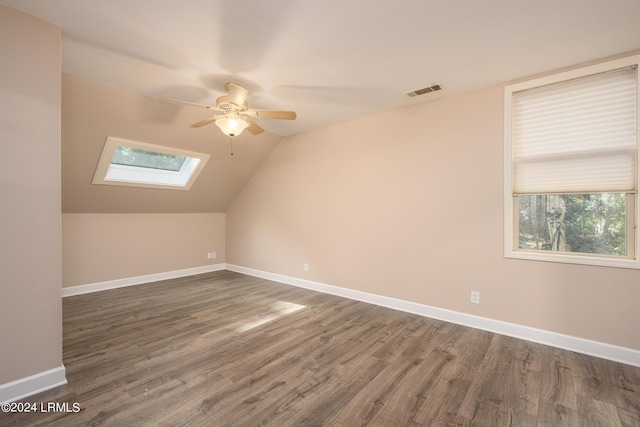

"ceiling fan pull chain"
[229, 136, 234, 156]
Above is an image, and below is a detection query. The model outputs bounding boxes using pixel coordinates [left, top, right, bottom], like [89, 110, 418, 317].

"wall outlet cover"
[471, 291, 480, 304]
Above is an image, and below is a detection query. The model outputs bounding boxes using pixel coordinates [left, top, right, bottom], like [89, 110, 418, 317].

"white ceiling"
[3, 0, 640, 136]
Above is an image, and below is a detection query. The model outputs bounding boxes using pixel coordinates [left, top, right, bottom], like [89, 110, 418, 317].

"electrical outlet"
[471, 291, 480, 304]
[211, 252, 216, 259]
[303, 263, 309, 272]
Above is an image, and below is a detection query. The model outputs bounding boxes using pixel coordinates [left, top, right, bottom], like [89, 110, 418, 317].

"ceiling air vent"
[405, 84, 443, 97]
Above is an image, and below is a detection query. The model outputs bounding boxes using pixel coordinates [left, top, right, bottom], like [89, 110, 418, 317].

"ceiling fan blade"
[247, 119, 264, 135]
[225, 83, 249, 108]
[190, 116, 219, 128]
[244, 109, 297, 120]
[160, 97, 219, 111]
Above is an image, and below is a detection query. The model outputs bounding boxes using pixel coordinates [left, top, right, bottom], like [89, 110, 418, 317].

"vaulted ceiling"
[2, 0, 640, 213]
[4, 0, 640, 136]
[61, 73, 282, 213]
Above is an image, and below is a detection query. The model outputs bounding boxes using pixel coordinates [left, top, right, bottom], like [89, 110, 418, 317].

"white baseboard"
[59, 263, 640, 367]
[226, 264, 640, 368]
[0, 365, 67, 403]
[62, 264, 226, 297]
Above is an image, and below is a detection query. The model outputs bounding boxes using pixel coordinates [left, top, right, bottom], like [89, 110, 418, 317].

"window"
[504, 55, 639, 268]
[92, 137, 210, 190]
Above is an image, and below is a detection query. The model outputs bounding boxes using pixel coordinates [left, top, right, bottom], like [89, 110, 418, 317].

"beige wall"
[0, 6, 62, 383]
[63, 213, 225, 287]
[227, 67, 640, 351]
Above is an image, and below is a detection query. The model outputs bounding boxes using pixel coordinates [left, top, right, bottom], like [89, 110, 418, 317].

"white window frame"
[92, 137, 210, 191]
[504, 55, 640, 269]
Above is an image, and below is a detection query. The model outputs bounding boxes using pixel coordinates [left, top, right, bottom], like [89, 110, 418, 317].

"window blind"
[511, 66, 637, 194]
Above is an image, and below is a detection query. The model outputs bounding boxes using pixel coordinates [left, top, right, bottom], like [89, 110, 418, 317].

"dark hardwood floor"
[1, 270, 639, 426]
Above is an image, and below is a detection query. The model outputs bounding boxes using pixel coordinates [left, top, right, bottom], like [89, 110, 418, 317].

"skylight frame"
[92, 137, 210, 191]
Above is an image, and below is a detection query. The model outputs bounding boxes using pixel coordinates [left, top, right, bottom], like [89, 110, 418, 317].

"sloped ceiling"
[62, 73, 281, 213]
[3, 1, 640, 213]
[3, 0, 640, 137]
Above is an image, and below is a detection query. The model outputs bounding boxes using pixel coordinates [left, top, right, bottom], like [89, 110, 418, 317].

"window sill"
[504, 249, 640, 269]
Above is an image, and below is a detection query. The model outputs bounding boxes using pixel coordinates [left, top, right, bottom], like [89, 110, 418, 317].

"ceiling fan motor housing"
[161, 83, 295, 137]
[216, 95, 247, 111]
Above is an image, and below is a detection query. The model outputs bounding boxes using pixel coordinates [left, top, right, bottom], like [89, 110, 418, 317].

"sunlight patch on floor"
[236, 301, 306, 332]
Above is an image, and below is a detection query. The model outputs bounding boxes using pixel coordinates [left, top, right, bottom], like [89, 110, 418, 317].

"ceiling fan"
[161, 83, 296, 137]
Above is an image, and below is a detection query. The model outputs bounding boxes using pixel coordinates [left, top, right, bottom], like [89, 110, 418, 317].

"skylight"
[111, 146, 187, 171]
[92, 137, 210, 190]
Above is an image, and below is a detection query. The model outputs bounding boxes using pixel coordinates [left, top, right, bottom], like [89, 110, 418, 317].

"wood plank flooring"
[1, 270, 639, 426]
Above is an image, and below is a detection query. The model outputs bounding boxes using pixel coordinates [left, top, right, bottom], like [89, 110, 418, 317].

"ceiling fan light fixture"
[215, 115, 250, 137]
[161, 83, 296, 137]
